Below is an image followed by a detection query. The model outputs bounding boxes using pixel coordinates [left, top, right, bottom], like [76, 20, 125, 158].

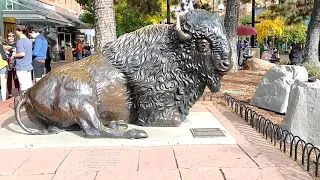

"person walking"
[13, 24, 33, 91]
[5, 32, 20, 98]
[28, 26, 48, 82]
[0, 37, 8, 101]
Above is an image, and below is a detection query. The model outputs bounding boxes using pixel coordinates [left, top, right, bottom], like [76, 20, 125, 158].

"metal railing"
[224, 93, 319, 178]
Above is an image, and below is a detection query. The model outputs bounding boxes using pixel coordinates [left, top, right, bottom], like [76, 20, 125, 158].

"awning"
[3, 0, 73, 26]
[55, 6, 89, 29]
[3, 10, 46, 20]
[58, 13, 89, 29]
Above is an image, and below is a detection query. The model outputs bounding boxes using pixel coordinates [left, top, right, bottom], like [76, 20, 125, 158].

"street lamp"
[167, 0, 171, 24]
[250, 0, 256, 47]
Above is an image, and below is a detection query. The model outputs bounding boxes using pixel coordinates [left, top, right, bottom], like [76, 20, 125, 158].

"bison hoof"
[128, 129, 148, 139]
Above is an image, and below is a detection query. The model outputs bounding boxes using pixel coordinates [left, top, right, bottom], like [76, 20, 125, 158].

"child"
[83, 46, 92, 58]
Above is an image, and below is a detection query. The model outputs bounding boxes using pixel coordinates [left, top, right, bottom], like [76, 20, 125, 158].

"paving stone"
[174, 145, 257, 168]
[52, 172, 97, 180]
[222, 167, 313, 180]
[57, 147, 139, 173]
[180, 168, 224, 180]
[0, 174, 53, 180]
[96, 170, 181, 180]
[138, 146, 177, 170]
[190, 104, 208, 112]
[14, 148, 71, 175]
[0, 149, 36, 175]
[206, 105, 298, 167]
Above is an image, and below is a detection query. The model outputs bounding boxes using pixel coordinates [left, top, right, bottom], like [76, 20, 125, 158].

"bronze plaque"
[190, 128, 226, 138]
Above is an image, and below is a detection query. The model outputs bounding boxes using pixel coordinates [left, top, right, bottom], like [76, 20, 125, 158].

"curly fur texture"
[100, 9, 231, 126]
[14, 10, 231, 137]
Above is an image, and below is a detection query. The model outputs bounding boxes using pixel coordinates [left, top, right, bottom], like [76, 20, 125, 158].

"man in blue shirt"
[13, 24, 34, 91]
[28, 26, 48, 83]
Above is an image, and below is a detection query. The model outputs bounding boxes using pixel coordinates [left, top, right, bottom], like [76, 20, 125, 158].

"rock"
[243, 58, 276, 71]
[250, 65, 308, 113]
[282, 79, 320, 146]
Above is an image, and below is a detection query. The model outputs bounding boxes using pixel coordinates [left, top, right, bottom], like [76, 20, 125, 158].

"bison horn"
[175, 14, 191, 41]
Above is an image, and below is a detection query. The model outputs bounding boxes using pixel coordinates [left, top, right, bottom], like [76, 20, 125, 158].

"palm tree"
[224, 0, 241, 72]
[304, 0, 320, 66]
[94, 0, 117, 49]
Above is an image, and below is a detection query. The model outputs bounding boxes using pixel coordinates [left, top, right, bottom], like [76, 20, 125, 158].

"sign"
[190, 128, 226, 138]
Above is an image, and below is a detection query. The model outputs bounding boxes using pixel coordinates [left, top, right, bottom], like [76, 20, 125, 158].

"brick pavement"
[0, 103, 313, 180]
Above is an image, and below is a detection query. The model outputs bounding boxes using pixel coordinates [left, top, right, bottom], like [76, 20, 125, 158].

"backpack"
[0, 54, 8, 70]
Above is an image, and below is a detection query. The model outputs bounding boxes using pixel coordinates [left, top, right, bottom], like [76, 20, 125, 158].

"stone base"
[250, 65, 308, 113]
[282, 79, 320, 146]
[0, 112, 236, 149]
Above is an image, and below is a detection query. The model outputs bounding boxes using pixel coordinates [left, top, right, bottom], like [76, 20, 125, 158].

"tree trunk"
[94, 0, 117, 49]
[223, 0, 240, 72]
[304, 1, 320, 66]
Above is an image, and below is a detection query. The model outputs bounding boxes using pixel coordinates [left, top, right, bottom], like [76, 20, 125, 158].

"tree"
[304, 0, 320, 66]
[282, 23, 307, 45]
[77, 0, 175, 37]
[258, 1, 313, 25]
[255, 17, 285, 43]
[240, 14, 251, 26]
[224, 0, 241, 72]
[94, 0, 117, 49]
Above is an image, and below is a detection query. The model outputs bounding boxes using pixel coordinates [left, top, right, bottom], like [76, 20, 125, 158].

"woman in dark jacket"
[289, 44, 304, 65]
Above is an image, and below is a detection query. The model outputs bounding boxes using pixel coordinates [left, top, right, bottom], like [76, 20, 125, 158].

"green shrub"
[302, 63, 320, 79]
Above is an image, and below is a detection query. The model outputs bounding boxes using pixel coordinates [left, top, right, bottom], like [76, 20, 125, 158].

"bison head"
[175, 9, 232, 92]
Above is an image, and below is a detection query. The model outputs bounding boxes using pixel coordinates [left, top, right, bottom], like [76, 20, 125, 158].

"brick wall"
[38, 0, 83, 16]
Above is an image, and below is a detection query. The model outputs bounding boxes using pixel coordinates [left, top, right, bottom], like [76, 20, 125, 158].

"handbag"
[0, 54, 8, 70]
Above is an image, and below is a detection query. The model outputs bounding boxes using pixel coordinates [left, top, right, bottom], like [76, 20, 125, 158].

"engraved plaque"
[190, 128, 226, 138]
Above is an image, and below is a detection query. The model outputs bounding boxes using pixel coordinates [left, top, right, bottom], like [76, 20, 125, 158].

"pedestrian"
[0, 37, 8, 101]
[28, 26, 48, 82]
[289, 43, 304, 65]
[13, 24, 33, 91]
[75, 39, 83, 61]
[83, 46, 92, 58]
[45, 44, 52, 73]
[5, 32, 20, 98]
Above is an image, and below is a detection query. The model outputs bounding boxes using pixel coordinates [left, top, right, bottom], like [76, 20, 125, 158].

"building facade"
[0, 0, 91, 60]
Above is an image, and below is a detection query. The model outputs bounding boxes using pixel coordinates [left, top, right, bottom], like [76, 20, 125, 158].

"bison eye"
[196, 39, 210, 53]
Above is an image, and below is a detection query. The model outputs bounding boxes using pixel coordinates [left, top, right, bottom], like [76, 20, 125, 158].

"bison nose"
[215, 59, 233, 72]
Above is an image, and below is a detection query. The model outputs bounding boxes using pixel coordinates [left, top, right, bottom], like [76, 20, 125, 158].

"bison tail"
[14, 91, 47, 135]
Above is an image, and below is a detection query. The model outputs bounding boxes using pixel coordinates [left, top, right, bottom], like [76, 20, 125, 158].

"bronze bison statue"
[15, 9, 232, 139]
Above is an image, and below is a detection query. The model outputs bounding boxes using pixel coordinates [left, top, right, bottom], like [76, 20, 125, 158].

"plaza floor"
[0, 102, 313, 180]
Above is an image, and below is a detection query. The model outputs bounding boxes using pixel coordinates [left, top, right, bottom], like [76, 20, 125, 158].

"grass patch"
[302, 63, 320, 79]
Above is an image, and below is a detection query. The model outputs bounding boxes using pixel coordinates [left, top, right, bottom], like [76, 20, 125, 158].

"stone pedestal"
[282, 79, 320, 146]
[0, 111, 236, 149]
[250, 65, 308, 113]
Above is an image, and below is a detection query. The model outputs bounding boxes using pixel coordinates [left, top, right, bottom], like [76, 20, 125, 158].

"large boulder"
[243, 58, 276, 71]
[282, 79, 320, 146]
[250, 65, 308, 113]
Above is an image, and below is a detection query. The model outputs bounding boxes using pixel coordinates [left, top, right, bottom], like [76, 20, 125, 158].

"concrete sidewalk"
[0, 104, 313, 180]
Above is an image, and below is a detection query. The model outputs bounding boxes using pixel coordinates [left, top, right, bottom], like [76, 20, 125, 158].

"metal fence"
[224, 93, 319, 178]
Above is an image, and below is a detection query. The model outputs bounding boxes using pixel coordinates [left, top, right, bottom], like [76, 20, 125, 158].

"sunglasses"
[8, 34, 15, 37]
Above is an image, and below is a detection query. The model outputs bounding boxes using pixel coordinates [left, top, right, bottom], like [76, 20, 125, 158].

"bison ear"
[175, 14, 191, 42]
